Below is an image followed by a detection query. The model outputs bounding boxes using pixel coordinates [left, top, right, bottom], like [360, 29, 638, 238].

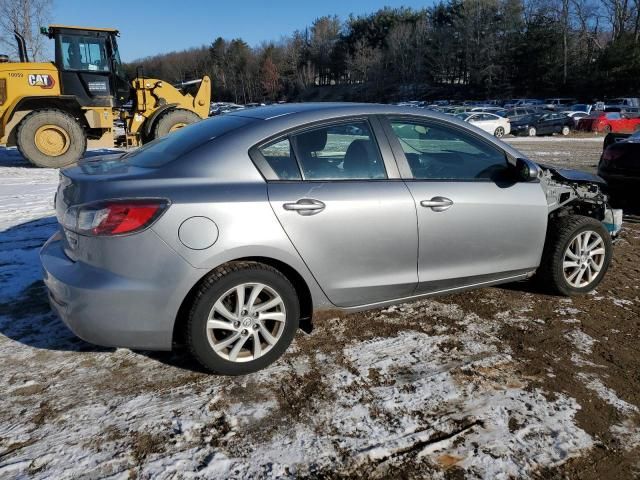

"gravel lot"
[0, 136, 638, 479]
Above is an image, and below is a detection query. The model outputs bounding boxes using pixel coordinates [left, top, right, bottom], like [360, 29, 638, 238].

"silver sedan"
[41, 103, 621, 374]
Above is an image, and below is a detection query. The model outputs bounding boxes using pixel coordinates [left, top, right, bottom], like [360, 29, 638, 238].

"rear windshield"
[123, 115, 252, 167]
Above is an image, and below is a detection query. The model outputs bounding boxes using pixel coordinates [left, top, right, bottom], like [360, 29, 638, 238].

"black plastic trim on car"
[377, 114, 540, 184]
[248, 115, 402, 182]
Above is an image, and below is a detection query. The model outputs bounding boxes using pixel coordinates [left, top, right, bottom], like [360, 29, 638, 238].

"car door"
[551, 113, 565, 133]
[469, 114, 494, 134]
[256, 118, 418, 308]
[537, 114, 556, 134]
[381, 116, 548, 293]
[480, 113, 500, 133]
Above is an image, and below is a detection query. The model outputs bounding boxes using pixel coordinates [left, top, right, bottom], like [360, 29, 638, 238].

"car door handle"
[283, 199, 326, 215]
[420, 196, 453, 212]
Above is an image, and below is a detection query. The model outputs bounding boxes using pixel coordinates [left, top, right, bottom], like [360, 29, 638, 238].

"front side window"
[289, 121, 386, 180]
[60, 35, 109, 71]
[390, 120, 509, 181]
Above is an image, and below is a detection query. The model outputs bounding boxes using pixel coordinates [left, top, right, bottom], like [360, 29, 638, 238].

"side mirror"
[514, 157, 541, 182]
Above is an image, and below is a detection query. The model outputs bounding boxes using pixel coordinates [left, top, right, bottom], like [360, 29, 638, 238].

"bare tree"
[602, 0, 633, 39]
[0, 0, 53, 61]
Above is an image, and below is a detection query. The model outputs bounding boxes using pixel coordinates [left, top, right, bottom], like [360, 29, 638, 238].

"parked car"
[504, 99, 544, 108]
[608, 98, 640, 109]
[577, 111, 640, 134]
[598, 131, 640, 204]
[470, 107, 504, 114]
[561, 111, 590, 126]
[456, 112, 511, 137]
[570, 104, 593, 114]
[499, 107, 542, 122]
[511, 112, 574, 136]
[41, 103, 621, 375]
[544, 98, 577, 110]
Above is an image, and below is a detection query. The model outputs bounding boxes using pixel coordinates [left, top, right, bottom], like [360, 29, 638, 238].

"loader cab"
[46, 25, 131, 107]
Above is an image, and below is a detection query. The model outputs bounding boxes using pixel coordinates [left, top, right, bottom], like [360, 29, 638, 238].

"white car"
[457, 112, 511, 137]
[561, 111, 590, 126]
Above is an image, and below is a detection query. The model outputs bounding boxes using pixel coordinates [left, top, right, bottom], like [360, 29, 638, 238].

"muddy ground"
[0, 136, 639, 479]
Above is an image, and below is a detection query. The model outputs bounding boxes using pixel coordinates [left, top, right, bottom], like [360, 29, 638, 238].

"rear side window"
[124, 115, 252, 168]
[289, 121, 387, 180]
[258, 138, 301, 180]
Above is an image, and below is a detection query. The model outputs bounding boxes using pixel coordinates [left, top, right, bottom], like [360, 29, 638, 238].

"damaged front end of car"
[538, 164, 623, 238]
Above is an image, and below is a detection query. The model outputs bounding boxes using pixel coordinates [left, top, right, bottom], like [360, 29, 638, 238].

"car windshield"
[123, 115, 252, 167]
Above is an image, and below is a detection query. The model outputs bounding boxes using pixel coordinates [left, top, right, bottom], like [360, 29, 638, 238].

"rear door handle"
[283, 198, 326, 215]
[420, 196, 453, 212]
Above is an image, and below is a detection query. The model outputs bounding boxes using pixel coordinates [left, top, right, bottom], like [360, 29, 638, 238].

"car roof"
[226, 102, 456, 121]
[220, 102, 524, 161]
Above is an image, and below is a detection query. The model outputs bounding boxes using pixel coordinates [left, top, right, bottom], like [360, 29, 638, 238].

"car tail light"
[63, 199, 168, 236]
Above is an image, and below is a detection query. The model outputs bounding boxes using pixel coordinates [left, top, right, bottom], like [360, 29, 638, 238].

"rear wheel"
[187, 262, 300, 375]
[152, 109, 201, 140]
[494, 126, 505, 138]
[561, 125, 570, 136]
[16, 109, 86, 168]
[603, 125, 612, 134]
[537, 215, 612, 296]
[528, 126, 537, 136]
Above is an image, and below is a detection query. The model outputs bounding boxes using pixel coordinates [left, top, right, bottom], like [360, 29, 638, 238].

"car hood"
[537, 163, 607, 185]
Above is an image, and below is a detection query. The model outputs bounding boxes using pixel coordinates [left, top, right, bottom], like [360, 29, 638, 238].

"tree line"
[128, 0, 640, 103]
[3, 0, 637, 103]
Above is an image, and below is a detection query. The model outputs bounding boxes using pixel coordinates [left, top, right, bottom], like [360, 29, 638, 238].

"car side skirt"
[336, 269, 535, 313]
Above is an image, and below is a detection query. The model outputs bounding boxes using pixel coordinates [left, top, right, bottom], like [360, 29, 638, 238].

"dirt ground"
[0, 136, 639, 479]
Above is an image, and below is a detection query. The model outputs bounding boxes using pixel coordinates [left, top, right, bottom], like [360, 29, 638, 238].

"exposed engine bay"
[538, 164, 623, 236]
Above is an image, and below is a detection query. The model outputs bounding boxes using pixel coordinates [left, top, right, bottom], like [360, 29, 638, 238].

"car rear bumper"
[40, 231, 197, 351]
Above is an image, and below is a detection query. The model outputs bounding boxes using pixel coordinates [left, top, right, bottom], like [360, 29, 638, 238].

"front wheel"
[16, 109, 86, 168]
[494, 126, 505, 138]
[537, 215, 612, 296]
[528, 127, 537, 137]
[561, 125, 570, 136]
[187, 262, 300, 375]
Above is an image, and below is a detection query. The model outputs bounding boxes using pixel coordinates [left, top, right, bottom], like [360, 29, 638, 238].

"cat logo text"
[28, 74, 55, 89]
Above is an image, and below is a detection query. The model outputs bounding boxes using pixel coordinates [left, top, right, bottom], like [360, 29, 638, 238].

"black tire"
[187, 262, 300, 375]
[561, 125, 570, 136]
[537, 215, 612, 296]
[152, 109, 201, 139]
[494, 126, 505, 138]
[16, 109, 86, 168]
[528, 126, 537, 136]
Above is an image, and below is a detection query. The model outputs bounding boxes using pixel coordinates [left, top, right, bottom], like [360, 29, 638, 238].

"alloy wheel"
[206, 283, 286, 363]
[562, 230, 606, 288]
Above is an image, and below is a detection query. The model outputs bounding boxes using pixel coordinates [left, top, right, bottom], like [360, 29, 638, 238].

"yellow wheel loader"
[0, 25, 210, 168]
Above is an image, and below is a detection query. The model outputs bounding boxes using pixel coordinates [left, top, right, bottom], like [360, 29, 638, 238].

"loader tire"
[16, 109, 86, 168]
[152, 109, 201, 139]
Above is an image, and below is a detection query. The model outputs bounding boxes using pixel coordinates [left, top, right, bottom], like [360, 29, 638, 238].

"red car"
[577, 111, 640, 133]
